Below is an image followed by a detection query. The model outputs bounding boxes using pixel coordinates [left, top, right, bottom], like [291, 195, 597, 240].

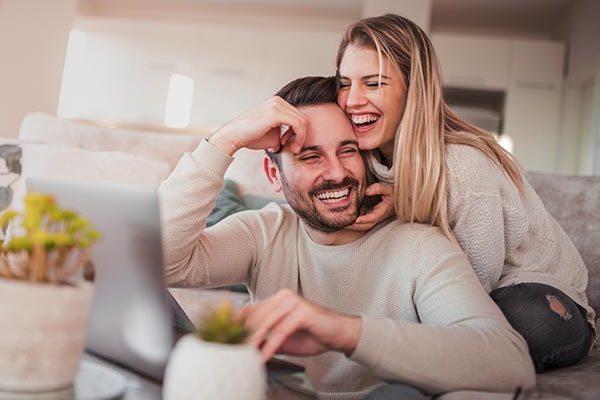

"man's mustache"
[308, 177, 360, 197]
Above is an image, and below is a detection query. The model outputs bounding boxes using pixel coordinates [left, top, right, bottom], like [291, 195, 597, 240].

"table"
[0, 352, 317, 400]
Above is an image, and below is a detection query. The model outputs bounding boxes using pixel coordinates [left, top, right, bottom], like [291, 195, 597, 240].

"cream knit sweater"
[367, 144, 596, 334]
[159, 141, 535, 399]
[445, 145, 595, 330]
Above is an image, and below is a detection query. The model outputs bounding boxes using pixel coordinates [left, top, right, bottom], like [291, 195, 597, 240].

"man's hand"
[208, 96, 308, 156]
[238, 289, 361, 361]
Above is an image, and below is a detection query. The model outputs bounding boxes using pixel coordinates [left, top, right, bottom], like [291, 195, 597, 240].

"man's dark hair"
[275, 76, 337, 107]
[266, 76, 338, 167]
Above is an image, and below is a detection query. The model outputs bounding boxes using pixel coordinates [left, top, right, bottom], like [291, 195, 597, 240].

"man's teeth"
[351, 115, 379, 125]
[316, 188, 350, 203]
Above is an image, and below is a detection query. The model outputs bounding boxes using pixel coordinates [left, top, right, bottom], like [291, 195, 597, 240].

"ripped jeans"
[491, 283, 594, 372]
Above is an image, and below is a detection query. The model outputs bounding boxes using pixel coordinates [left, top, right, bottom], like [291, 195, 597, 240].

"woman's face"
[337, 44, 407, 159]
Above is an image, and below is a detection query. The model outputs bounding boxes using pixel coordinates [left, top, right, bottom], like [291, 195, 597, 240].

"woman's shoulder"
[445, 143, 497, 168]
[444, 143, 513, 194]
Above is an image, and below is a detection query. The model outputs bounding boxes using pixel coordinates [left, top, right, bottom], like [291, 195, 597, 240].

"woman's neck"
[376, 146, 393, 168]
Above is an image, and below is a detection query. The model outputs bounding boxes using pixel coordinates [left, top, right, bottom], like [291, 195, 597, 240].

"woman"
[334, 13, 595, 372]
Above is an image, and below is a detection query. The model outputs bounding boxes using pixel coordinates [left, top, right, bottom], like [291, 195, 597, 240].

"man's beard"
[280, 174, 363, 233]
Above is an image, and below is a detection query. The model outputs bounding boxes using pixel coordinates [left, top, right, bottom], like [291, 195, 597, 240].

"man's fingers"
[242, 290, 299, 347]
[259, 311, 305, 361]
[246, 300, 297, 347]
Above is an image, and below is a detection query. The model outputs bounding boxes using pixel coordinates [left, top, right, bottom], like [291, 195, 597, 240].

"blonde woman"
[334, 14, 595, 372]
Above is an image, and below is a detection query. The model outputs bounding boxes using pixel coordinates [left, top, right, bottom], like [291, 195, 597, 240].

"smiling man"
[159, 77, 534, 399]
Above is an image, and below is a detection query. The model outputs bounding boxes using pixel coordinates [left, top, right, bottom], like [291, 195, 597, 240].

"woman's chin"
[357, 136, 380, 152]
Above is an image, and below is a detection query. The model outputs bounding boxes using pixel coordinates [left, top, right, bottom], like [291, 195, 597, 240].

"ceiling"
[79, 0, 579, 37]
[431, 0, 576, 36]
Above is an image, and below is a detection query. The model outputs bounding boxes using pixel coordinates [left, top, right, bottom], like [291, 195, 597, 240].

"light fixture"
[164, 74, 194, 129]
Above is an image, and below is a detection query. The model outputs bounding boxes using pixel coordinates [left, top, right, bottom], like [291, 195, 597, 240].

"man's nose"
[322, 157, 346, 182]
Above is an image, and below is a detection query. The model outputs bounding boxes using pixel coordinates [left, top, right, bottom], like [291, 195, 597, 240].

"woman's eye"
[366, 82, 383, 88]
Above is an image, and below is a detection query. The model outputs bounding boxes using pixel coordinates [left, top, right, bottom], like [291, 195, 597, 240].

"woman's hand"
[348, 183, 395, 231]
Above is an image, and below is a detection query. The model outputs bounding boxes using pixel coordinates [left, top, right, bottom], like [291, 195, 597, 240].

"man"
[159, 77, 534, 399]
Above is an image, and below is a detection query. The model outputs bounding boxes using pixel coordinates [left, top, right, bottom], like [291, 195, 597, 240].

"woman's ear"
[263, 155, 282, 192]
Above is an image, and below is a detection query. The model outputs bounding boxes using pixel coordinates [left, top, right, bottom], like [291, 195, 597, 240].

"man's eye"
[299, 155, 320, 162]
[340, 148, 358, 155]
[338, 82, 350, 90]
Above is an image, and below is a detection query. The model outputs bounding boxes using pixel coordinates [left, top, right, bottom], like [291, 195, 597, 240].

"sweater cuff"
[189, 138, 235, 177]
[349, 316, 392, 370]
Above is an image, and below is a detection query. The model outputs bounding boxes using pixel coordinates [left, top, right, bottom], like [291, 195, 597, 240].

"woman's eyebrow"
[339, 74, 391, 80]
[362, 74, 391, 80]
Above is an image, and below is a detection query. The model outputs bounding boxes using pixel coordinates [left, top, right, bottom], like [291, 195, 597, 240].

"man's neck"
[302, 224, 366, 246]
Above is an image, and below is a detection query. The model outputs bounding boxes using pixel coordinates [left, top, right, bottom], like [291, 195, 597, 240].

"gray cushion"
[527, 172, 600, 317]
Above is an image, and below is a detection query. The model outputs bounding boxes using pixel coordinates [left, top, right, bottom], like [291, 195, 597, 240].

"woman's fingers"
[365, 182, 394, 197]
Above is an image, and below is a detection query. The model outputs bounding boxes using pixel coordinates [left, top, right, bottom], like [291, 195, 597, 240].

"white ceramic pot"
[163, 334, 266, 400]
[0, 279, 94, 392]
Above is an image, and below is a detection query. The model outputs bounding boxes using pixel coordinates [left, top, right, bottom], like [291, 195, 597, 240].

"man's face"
[273, 103, 366, 232]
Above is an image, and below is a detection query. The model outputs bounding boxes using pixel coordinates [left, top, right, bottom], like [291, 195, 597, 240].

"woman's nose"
[344, 85, 367, 108]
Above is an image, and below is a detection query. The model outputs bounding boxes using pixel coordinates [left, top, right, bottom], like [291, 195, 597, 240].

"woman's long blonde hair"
[335, 14, 523, 241]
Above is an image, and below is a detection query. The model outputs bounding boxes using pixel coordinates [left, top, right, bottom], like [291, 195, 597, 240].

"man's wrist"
[338, 315, 361, 355]
[207, 131, 238, 156]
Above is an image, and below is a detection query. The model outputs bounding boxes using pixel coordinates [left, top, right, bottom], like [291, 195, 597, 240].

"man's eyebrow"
[298, 145, 322, 153]
[340, 139, 359, 147]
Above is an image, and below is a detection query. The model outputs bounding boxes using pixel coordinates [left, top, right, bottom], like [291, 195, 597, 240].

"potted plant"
[163, 299, 266, 400]
[0, 193, 100, 392]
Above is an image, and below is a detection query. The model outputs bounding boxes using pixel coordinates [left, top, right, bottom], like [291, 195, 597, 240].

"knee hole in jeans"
[546, 294, 573, 321]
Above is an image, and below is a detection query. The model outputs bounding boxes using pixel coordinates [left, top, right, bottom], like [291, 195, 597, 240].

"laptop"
[26, 178, 174, 381]
[25, 178, 308, 386]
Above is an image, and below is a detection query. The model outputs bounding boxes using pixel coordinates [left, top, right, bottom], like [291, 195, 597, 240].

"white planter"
[163, 334, 266, 400]
[0, 279, 94, 392]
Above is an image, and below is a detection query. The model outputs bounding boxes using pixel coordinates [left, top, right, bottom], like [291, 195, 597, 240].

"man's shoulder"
[230, 202, 299, 233]
[376, 221, 465, 263]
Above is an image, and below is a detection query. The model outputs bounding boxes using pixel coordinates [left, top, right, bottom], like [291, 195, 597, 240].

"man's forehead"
[296, 103, 355, 148]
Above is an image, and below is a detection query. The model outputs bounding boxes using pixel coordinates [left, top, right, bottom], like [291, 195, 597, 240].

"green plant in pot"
[163, 299, 266, 400]
[0, 193, 100, 392]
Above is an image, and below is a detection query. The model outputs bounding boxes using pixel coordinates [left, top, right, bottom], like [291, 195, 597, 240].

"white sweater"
[159, 140, 535, 399]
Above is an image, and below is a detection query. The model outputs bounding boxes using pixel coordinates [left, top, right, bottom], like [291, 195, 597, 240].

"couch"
[5, 113, 599, 399]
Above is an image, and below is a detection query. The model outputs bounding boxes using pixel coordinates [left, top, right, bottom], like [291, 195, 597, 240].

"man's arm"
[239, 228, 535, 394]
[159, 140, 255, 287]
[159, 97, 308, 288]
[349, 229, 536, 394]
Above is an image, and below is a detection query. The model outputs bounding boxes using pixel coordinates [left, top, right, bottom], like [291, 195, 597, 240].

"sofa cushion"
[533, 348, 600, 399]
[6, 143, 169, 211]
[527, 172, 600, 317]
[18, 112, 203, 170]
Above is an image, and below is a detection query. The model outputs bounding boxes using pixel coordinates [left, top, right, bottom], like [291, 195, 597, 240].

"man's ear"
[263, 156, 283, 192]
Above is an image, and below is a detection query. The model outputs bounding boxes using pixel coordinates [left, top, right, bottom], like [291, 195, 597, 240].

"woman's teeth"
[315, 188, 350, 203]
[351, 115, 379, 127]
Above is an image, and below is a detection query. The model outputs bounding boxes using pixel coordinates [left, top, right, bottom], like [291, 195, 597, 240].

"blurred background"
[1, 0, 599, 175]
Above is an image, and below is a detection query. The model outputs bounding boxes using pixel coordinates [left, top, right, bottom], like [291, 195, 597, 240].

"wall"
[556, 0, 600, 175]
[0, 0, 77, 138]
[58, 14, 352, 130]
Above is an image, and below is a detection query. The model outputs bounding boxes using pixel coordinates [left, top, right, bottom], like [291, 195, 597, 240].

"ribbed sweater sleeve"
[158, 140, 258, 287]
[350, 228, 536, 394]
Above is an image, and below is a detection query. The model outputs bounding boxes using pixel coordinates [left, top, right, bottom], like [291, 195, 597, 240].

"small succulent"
[196, 299, 248, 344]
[0, 193, 101, 283]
